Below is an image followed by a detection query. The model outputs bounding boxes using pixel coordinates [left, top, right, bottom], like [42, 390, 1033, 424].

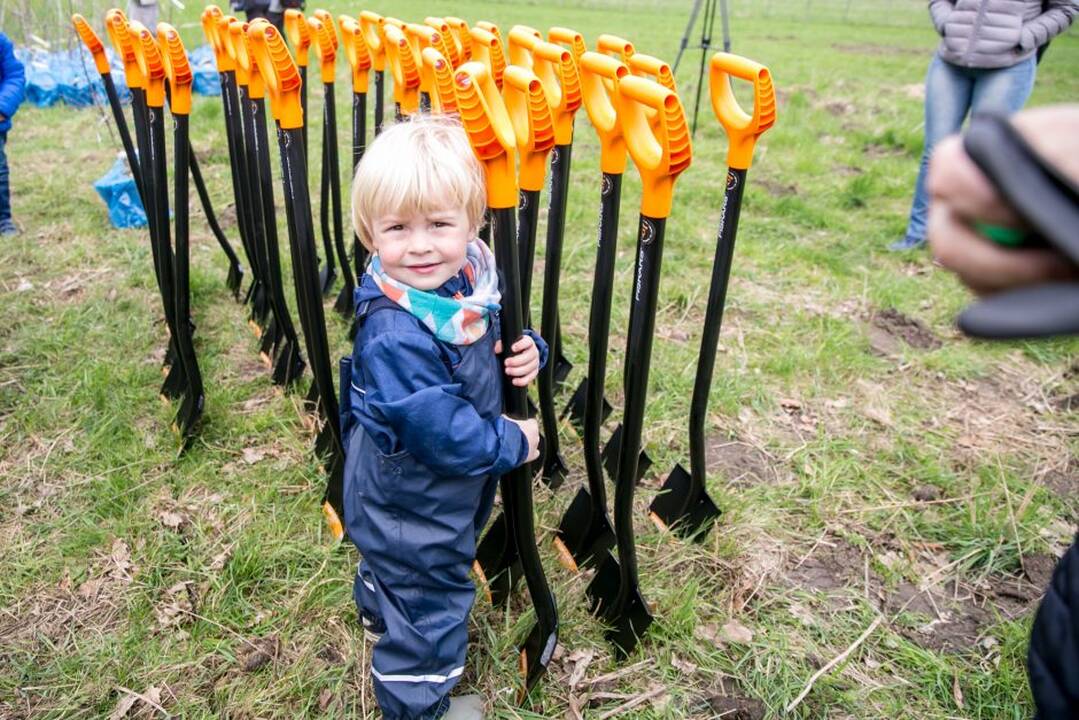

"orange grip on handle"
[445, 17, 472, 63]
[596, 34, 634, 63]
[383, 24, 420, 114]
[454, 61, 517, 209]
[218, 15, 248, 86]
[548, 27, 587, 64]
[338, 16, 371, 94]
[248, 22, 303, 129]
[507, 25, 541, 68]
[579, 51, 628, 175]
[233, 19, 267, 100]
[709, 53, 776, 170]
[359, 11, 386, 71]
[618, 75, 692, 218]
[201, 5, 232, 72]
[627, 53, 676, 93]
[475, 20, 501, 39]
[309, 17, 337, 84]
[404, 24, 441, 96]
[106, 9, 145, 89]
[283, 9, 311, 67]
[72, 15, 111, 75]
[313, 9, 338, 49]
[468, 27, 505, 90]
[503, 65, 555, 192]
[130, 21, 166, 107]
[421, 48, 456, 113]
[424, 18, 459, 67]
[158, 23, 193, 114]
[532, 40, 581, 145]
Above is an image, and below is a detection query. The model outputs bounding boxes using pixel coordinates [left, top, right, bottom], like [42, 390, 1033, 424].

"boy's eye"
[384, 224, 404, 232]
[432, 221, 450, 228]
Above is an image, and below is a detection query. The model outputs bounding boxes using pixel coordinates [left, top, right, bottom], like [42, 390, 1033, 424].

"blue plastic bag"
[189, 44, 221, 97]
[93, 153, 147, 229]
[25, 55, 58, 107]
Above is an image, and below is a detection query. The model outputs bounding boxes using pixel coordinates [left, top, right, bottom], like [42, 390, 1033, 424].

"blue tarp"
[189, 44, 221, 97]
[93, 153, 147, 229]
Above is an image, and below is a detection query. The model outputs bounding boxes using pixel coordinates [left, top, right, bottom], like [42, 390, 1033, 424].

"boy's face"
[369, 206, 474, 290]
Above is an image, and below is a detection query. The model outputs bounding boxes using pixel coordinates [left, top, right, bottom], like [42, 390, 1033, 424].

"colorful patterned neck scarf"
[367, 240, 501, 345]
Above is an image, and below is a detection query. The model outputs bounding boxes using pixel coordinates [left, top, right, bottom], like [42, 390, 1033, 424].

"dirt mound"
[868, 308, 942, 355]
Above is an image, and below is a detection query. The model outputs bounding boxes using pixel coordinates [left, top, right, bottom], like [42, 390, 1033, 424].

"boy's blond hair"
[351, 115, 487, 252]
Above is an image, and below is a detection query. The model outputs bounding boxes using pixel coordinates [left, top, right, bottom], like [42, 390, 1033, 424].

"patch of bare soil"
[868, 308, 942, 356]
[832, 42, 922, 57]
[695, 693, 766, 720]
[785, 537, 868, 595]
[835, 164, 864, 176]
[1035, 460, 1078, 511]
[864, 142, 908, 159]
[215, 202, 237, 230]
[707, 436, 789, 487]
[1051, 390, 1079, 412]
[757, 178, 799, 197]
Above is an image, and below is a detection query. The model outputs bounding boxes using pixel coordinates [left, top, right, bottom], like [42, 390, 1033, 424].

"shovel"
[231, 19, 307, 387]
[338, 16, 372, 280]
[304, 14, 339, 299]
[586, 75, 692, 657]
[283, 10, 312, 157]
[553, 50, 628, 574]
[404, 23, 444, 112]
[468, 26, 506, 90]
[158, 24, 205, 442]
[456, 60, 558, 697]
[359, 11, 387, 135]
[310, 14, 356, 317]
[249, 20, 346, 541]
[421, 47, 457, 114]
[425, 17, 460, 68]
[444, 17, 473, 65]
[651, 53, 775, 539]
[382, 23, 421, 118]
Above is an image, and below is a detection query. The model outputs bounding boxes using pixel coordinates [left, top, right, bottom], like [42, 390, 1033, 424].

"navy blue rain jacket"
[1029, 534, 1079, 719]
[0, 33, 25, 133]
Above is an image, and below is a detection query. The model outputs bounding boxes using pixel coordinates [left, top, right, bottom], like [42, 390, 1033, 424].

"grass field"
[1, 1, 1077, 718]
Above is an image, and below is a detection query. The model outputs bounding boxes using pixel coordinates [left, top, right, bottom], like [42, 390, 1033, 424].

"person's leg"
[0, 132, 14, 235]
[969, 56, 1037, 116]
[893, 55, 975, 250]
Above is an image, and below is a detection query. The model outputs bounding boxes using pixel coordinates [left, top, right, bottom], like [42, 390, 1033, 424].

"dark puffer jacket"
[928, 0, 1078, 68]
[1028, 534, 1079, 719]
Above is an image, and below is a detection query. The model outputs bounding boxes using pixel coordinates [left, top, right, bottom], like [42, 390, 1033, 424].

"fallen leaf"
[670, 654, 698, 674]
[952, 673, 965, 710]
[720, 619, 754, 645]
[318, 688, 334, 712]
[788, 602, 816, 627]
[240, 635, 280, 672]
[242, 447, 267, 465]
[209, 547, 232, 571]
[694, 623, 720, 645]
[157, 510, 186, 531]
[108, 692, 138, 720]
[566, 648, 594, 690]
[155, 581, 196, 630]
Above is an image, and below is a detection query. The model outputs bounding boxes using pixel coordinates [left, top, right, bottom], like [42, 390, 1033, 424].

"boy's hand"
[495, 335, 541, 387]
[507, 416, 540, 462]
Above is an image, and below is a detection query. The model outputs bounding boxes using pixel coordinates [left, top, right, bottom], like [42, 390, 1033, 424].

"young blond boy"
[341, 115, 544, 720]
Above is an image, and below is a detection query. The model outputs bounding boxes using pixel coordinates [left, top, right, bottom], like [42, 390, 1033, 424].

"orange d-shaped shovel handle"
[421, 47, 456, 113]
[218, 15, 249, 86]
[248, 21, 303, 129]
[503, 65, 555, 192]
[383, 24, 420, 113]
[709, 52, 776, 170]
[309, 16, 337, 84]
[359, 11, 386, 72]
[425, 18, 460, 67]
[404, 24, 441, 95]
[548, 27, 587, 64]
[158, 23, 193, 114]
[475, 20, 501, 39]
[507, 25, 541, 68]
[72, 15, 111, 75]
[628, 53, 676, 93]
[618, 75, 692, 218]
[313, 9, 338, 48]
[130, 21, 166, 107]
[468, 27, 505, 90]
[596, 34, 634, 63]
[338, 16, 371, 94]
[445, 17, 472, 63]
[579, 51, 628, 175]
[282, 9, 311, 67]
[201, 5, 232, 72]
[106, 10, 144, 89]
[454, 61, 517, 209]
[531, 40, 581, 145]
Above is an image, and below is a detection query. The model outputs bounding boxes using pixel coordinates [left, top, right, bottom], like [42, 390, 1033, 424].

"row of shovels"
[72, 6, 777, 700]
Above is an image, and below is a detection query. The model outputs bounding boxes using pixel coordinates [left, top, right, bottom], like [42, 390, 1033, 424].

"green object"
[976, 222, 1027, 247]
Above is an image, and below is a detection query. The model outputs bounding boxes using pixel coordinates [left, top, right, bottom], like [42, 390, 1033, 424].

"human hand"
[494, 335, 541, 387]
[927, 105, 1079, 296]
[507, 416, 540, 462]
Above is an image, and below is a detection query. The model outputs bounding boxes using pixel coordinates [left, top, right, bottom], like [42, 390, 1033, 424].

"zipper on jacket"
[964, 0, 989, 66]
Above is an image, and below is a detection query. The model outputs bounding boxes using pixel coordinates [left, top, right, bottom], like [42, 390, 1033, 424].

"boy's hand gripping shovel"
[249, 20, 346, 542]
[158, 24, 205, 443]
[456, 61, 559, 697]
[338, 15, 372, 279]
[358, 11, 386, 135]
[650, 53, 775, 539]
[586, 76, 692, 657]
[553, 50, 628, 574]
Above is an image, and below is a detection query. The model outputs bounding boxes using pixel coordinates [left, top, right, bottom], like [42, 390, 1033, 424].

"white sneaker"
[444, 694, 484, 720]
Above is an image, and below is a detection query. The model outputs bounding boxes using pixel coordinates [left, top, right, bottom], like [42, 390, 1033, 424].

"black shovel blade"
[271, 339, 306, 387]
[173, 391, 204, 445]
[534, 434, 568, 490]
[518, 608, 558, 697]
[334, 283, 354, 319]
[227, 263, 245, 301]
[585, 551, 622, 618]
[303, 381, 321, 413]
[259, 318, 280, 365]
[586, 554, 653, 657]
[314, 422, 335, 460]
[319, 264, 337, 296]
[160, 359, 187, 400]
[553, 351, 572, 387]
[601, 425, 652, 484]
[474, 513, 522, 606]
[560, 377, 613, 429]
[554, 487, 616, 572]
[649, 463, 721, 540]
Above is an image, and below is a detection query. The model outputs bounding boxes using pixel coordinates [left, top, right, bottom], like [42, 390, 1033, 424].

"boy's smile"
[369, 207, 475, 290]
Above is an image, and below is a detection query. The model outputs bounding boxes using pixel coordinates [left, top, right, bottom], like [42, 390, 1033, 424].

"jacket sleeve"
[523, 328, 549, 370]
[360, 330, 528, 478]
[0, 36, 25, 120]
[1021, 0, 1079, 51]
[1027, 534, 1079, 718]
[928, 0, 956, 35]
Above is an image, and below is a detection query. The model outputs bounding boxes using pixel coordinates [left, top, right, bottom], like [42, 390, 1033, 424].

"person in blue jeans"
[892, 0, 1077, 251]
[341, 115, 545, 720]
[0, 31, 25, 236]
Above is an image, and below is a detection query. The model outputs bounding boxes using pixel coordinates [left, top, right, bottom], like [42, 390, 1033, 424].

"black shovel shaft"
[490, 206, 558, 683]
[352, 91, 368, 274]
[583, 172, 623, 511]
[319, 88, 337, 278]
[373, 70, 384, 136]
[516, 189, 541, 321]
[300, 66, 308, 161]
[687, 169, 746, 494]
[614, 214, 666, 597]
[172, 114, 202, 396]
[325, 82, 356, 291]
[189, 150, 243, 269]
[100, 73, 144, 205]
[222, 72, 261, 285]
[241, 86, 272, 324]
